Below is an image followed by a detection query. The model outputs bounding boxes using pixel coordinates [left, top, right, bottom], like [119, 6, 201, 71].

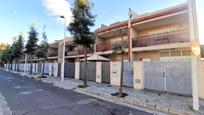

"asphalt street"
[0, 69, 153, 115]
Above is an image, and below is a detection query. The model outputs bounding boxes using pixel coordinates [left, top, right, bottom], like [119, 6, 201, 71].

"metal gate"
[102, 62, 110, 83]
[44, 63, 49, 75]
[58, 63, 61, 77]
[51, 63, 54, 76]
[143, 60, 192, 95]
[165, 61, 192, 95]
[64, 62, 75, 78]
[123, 62, 134, 87]
[80, 62, 96, 82]
[143, 61, 165, 91]
[37, 63, 42, 74]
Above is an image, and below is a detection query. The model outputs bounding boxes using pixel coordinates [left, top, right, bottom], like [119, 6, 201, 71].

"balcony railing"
[66, 51, 77, 56]
[96, 30, 190, 52]
[132, 30, 190, 47]
[65, 48, 93, 56]
[96, 40, 128, 52]
[48, 53, 58, 57]
[78, 48, 93, 55]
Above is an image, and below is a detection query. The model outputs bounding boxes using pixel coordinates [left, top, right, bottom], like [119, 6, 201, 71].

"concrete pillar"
[35, 63, 39, 73]
[49, 63, 52, 76]
[6, 63, 8, 71]
[96, 62, 102, 83]
[54, 63, 58, 77]
[128, 20, 133, 61]
[110, 61, 121, 86]
[75, 62, 80, 80]
[32, 63, 35, 74]
[133, 61, 143, 90]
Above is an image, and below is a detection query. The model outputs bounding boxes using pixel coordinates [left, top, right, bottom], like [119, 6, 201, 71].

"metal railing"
[48, 53, 58, 57]
[132, 30, 190, 47]
[96, 30, 190, 52]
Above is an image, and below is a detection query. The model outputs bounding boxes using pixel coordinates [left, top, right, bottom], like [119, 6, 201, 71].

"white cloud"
[43, 0, 73, 26]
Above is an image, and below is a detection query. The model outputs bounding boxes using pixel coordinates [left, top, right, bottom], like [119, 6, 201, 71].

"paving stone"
[156, 105, 169, 113]
[144, 103, 156, 110]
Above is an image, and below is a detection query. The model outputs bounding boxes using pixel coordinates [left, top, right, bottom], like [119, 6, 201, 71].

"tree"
[0, 45, 14, 70]
[11, 34, 24, 71]
[112, 30, 127, 97]
[68, 0, 95, 88]
[35, 26, 49, 77]
[25, 25, 39, 75]
[0, 43, 8, 67]
[0, 43, 8, 51]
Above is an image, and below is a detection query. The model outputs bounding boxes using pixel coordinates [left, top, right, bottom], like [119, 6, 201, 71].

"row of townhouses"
[38, 3, 193, 63]
[5, 1, 203, 109]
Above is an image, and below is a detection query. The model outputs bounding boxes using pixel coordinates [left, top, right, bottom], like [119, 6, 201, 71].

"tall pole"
[188, 0, 199, 111]
[60, 16, 66, 82]
[128, 9, 133, 62]
[24, 53, 27, 73]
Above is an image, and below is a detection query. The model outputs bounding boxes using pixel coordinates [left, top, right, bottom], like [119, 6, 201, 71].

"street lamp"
[188, 0, 200, 111]
[60, 15, 66, 82]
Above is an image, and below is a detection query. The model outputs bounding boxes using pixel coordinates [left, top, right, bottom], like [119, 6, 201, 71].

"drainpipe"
[188, 0, 199, 111]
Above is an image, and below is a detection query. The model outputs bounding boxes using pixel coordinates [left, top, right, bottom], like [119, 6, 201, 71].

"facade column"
[133, 61, 143, 89]
[75, 62, 80, 80]
[49, 63, 52, 76]
[96, 62, 102, 83]
[54, 63, 58, 77]
[110, 61, 121, 86]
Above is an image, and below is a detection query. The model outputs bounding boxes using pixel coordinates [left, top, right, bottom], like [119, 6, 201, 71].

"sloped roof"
[81, 54, 110, 61]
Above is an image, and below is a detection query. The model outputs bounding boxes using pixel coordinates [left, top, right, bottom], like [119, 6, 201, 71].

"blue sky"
[0, 0, 203, 44]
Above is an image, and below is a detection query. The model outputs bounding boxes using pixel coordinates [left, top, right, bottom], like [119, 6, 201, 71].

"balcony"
[96, 40, 128, 52]
[96, 30, 190, 52]
[66, 51, 77, 56]
[78, 48, 93, 55]
[132, 30, 190, 47]
[48, 53, 58, 57]
[65, 48, 93, 56]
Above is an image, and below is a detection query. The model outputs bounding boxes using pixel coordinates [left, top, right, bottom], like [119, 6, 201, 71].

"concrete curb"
[74, 87, 197, 115]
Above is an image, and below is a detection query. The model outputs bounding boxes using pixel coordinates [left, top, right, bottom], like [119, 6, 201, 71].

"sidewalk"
[2, 69, 204, 115]
[35, 76, 204, 115]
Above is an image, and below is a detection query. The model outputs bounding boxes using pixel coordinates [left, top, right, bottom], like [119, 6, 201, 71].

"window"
[160, 51, 170, 57]
[182, 50, 191, 56]
[170, 50, 181, 56]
